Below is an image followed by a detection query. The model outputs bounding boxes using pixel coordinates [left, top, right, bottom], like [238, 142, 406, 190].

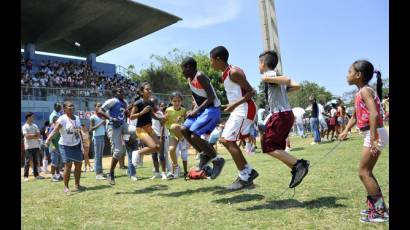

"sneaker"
[161, 172, 167, 180]
[23, 177, 29, 182]
[35, 175, 45, 180]
[173, 166, 180, 178]
[248, 169, 259, 182]
[285, 147, 292, 152]
[360, 209, 389, 218]
[107, 174, 115, 185]
[289, 159, 310, 188]
[226, 177, 254, 190]
[96, 174, 106, 180]
[166, 172, 176, 180]
[310, 142, 317, 145]
[131, 150, 139, 167]
[90, 167, 94, 172]
[51, 175, 60, 182]
[360, 210, 389, 223]
[198, 153, 212, 169]
[64, 187, 70, 195]
[150, 172, 161, 180]
[130, 176, 138, 181]
[75, 185, 86, 191]
[210, 157, 225, 179]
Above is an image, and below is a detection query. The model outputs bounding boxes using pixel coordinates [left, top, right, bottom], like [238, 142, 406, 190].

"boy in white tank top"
[210, 46, 259, 190]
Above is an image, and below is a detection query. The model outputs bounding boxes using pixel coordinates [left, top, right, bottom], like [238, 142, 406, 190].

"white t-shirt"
[22, 123, 40, 150]
[318, 103, 324, 120]
[57, 114, 82, 146]
[152, 110, 169, 137]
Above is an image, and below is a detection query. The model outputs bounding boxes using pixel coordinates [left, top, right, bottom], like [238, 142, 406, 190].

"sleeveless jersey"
[188, 71, 221, 107]
[354, 86, 383, 129]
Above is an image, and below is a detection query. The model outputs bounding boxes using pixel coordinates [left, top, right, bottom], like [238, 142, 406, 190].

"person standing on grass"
[98, 88, 129, 185]
[46, 116, 62, 182]
[209, 46, 258, 190]
[339, 61, 388, 223]
[309, 95, 321, 145]
[164, 91, 187, 179]
[318, 100, 328, 140]
[179, 57, 225, 179]
[45, 101, 84, 195]
[22, 112, 45, 181]
[258, 50, 310, 189]
[150, 96, 169, 180]
[89, 102, 107, 180]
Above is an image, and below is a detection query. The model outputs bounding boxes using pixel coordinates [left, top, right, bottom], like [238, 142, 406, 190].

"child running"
[209, 46, 258, 190]
[131, 83, 162, 173]
[164, 91, 187, 179]
[339, 60, 389, 223]
[258, 50, 310, 189]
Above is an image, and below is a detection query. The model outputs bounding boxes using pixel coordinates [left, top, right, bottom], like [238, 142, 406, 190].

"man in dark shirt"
[309, 96, 321, 145]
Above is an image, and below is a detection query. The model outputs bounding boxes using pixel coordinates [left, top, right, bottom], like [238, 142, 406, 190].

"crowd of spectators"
[21, 56, 138, 98]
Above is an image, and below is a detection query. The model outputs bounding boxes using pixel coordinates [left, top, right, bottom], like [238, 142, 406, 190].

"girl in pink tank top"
[339, 60, 389, 223]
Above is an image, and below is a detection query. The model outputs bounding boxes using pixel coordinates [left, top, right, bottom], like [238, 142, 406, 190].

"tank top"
[222, 65, 256, 119]
[188, 71, 221, 108]
[354, 86, 383, 129]
[264, 70, 291, 113]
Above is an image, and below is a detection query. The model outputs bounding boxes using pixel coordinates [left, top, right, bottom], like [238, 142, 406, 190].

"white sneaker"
[23, 177, 29, 182]
[131, 150, 139, 167]
[285, 147, 292, 152]
[96, 174, 106, 180]
[161, 172, 167, 180]
[150, 172, 161, 180]
[130, 176, 138, 181]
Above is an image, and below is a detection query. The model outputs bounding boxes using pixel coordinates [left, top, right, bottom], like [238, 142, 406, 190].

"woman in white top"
[45, 101, 84, 195]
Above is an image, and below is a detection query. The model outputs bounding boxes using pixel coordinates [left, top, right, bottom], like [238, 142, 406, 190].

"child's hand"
[339, 131, 348, 140]
[370, 140, 381, 157]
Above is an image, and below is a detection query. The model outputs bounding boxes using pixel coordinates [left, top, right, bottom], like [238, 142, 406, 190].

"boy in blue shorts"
[178, 57, 225, 179]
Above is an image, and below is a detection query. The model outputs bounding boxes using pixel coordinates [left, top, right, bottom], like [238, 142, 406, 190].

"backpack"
[187, 165, 212, 180]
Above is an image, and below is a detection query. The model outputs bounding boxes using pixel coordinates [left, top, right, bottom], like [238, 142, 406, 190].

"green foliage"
[137, 49, 228, 105]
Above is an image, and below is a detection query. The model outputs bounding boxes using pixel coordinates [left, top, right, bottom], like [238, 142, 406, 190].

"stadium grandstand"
[21, 0, 182, 127]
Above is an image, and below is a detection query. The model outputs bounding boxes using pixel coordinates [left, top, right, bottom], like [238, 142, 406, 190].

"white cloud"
[135, 0, 242, 29]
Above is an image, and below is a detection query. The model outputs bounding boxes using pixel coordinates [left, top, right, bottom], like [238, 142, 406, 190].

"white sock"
[238, 169, 250, 181]
[244, 164, 253, 174]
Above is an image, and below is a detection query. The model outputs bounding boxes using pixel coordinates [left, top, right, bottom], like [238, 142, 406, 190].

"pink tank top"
[354, 87, 383, 129]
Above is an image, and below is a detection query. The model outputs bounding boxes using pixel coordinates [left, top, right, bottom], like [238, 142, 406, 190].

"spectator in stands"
[22, 112, 45, 181]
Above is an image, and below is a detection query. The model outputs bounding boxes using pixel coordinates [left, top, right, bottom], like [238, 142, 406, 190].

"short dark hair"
[54, 103, 61, 111]
[25, 112, 34, 120]
[181, 57, 197, 69]
[259, 50, 278, 70]
[210, 46, 229, 63]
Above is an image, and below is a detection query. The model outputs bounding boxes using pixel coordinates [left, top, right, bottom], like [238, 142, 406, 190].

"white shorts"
[176, 138, 189, 161]
[221, 114, 255, 141]
[362, 127, 389, 150]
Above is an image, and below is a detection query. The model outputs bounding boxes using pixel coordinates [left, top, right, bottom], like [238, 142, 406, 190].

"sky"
[63, 0, 391, 97]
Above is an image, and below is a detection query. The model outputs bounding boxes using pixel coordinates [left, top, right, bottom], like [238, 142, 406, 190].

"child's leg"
[151, 153, 160, 173]
[83, 145, 91, 168]
[168, 137, 179, 170]
[359, 147, 382, 196]
[266, 150, 297, 169]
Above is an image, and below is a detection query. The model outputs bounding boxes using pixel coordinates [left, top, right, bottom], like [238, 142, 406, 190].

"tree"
[287, 81, 333, 109]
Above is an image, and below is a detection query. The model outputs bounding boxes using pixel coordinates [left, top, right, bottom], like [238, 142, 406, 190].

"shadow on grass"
[290, 147, 304, 151]
[157, 185, 227, 197]
[84, 185, 111, 191]
[238, 196, 347, 211]
[212, 194, 265, 204]
[114, 184, 169, 195]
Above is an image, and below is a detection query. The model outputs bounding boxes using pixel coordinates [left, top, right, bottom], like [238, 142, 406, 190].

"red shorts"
[262, 111, 294, 153]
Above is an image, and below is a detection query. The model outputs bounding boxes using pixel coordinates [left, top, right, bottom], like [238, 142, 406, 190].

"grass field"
[21, 132, 389, 229]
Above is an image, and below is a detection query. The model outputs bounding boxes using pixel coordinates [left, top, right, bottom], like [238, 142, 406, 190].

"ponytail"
[375, 70, 383, 99]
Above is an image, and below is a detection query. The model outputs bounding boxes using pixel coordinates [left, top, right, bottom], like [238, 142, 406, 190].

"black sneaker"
[210, 157, 225, 179]
[198, 153, 212, 169]
[226, 177, 254, 190]
[289, 159, 310, 188]
[248, 169, 259, 182]
[107, 173, 115, 185]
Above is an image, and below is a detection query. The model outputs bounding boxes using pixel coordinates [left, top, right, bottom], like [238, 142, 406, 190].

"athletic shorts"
[221, 114, 255, 141]
[262, 111, 294, 153]
[362, 127, 389, 150]
[136, 124, 154, 139]
[183, 106, 220, 136]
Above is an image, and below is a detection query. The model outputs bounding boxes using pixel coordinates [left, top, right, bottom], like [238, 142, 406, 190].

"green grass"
[22, 132, 389, 229]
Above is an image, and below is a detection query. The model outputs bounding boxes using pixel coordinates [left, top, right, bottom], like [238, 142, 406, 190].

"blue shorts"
[59, 143, 83, 163]
[183, 107, 220, 136]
